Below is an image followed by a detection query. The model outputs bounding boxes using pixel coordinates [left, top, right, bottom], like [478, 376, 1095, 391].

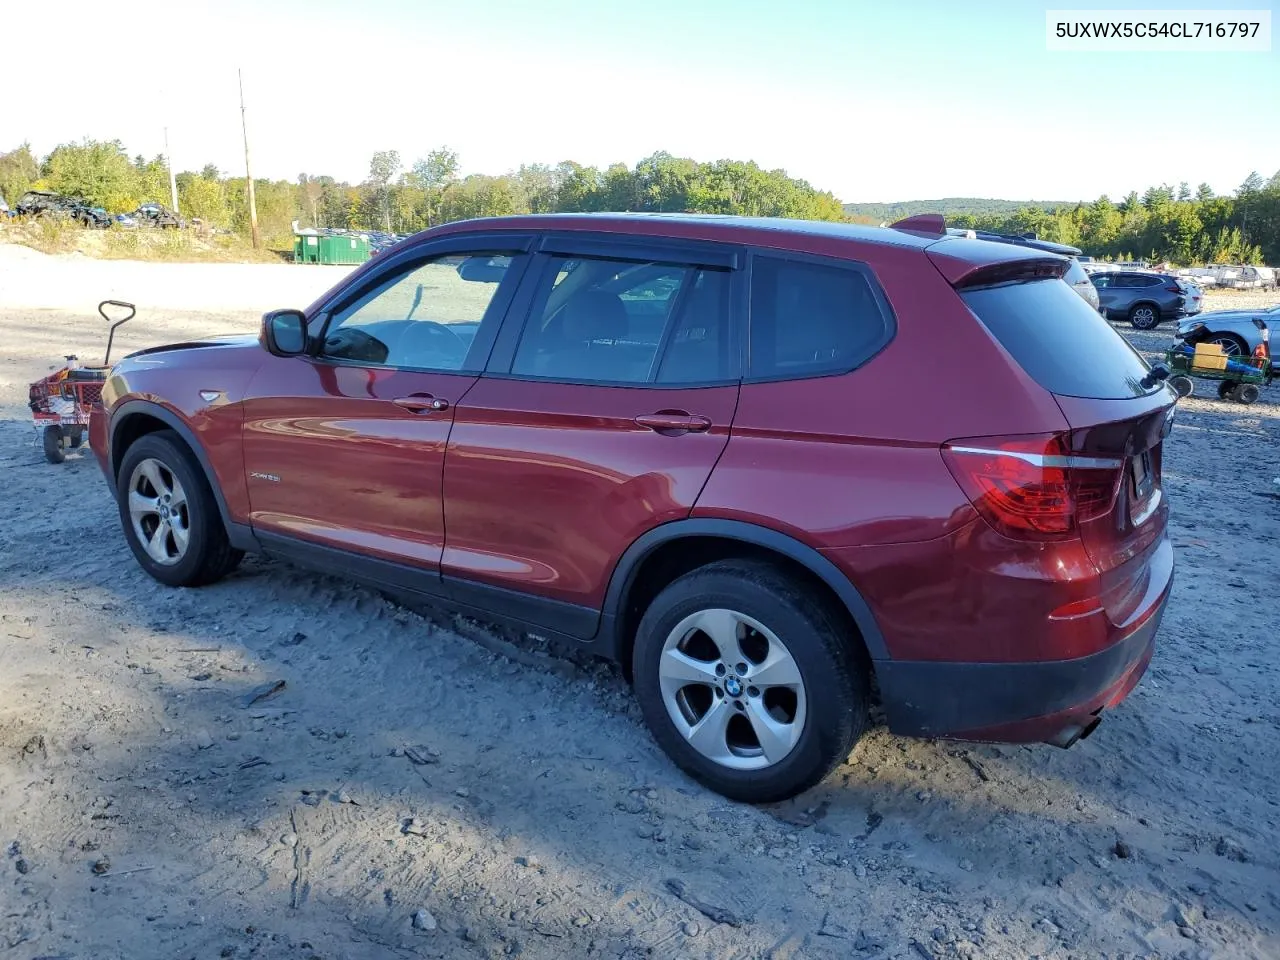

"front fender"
[108, 399, 258, 552]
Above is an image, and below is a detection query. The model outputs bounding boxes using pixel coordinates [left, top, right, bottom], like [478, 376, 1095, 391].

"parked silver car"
[1176, 304, 1280, 356]
[1063, 258, 1101, 311]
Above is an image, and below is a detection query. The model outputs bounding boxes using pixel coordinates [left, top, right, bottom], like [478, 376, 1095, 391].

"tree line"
[1, 138, 1277, 265]
[0, 140, 848, 246]
[946, 174, 1280, 266]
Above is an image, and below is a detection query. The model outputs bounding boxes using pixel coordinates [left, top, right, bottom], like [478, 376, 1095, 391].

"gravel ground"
[1, 246, 1278, 960]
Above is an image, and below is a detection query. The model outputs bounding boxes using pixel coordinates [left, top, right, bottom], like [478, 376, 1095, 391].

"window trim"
[307, 234, 534, 376]
[481, 243, 747, 389]
[537, 232, 742, 269]
[742, 248, 897, 385]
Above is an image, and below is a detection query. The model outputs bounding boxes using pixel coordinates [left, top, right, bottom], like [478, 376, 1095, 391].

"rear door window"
[962, 278, 1157, 399]
[510, 255, 735, 384]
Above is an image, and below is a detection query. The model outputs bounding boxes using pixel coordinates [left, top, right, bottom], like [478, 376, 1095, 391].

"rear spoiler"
[889, 214, 1075, 287]
[927, 238, 1069, 289]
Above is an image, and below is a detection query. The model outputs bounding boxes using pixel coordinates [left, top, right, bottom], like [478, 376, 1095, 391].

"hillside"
[842, 197, 1075, 220]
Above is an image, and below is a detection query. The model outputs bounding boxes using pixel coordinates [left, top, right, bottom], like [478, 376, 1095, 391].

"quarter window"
[748, 256, 891, 379]
[322, 253, 517, 371]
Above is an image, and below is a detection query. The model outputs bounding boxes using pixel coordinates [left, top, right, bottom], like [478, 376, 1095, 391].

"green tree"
[0, 143, 39, 205]
[367, 150, 401, 232]
[43, 139, 137, 210]
[1238, 171, 1264, 195]
[176, 173, 228, 226]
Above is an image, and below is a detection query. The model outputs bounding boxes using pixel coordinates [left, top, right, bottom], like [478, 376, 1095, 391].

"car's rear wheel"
[1128, 303, 1160, 330]
[116, 431, 242, 587]
[632, 559, 869, 803]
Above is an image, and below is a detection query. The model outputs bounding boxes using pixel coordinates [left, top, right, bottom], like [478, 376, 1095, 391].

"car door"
[240, 237, 531, 571]
[440, 236, 743, 633]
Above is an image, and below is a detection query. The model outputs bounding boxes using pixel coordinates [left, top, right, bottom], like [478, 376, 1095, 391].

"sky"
[2, 0, 1276, 203]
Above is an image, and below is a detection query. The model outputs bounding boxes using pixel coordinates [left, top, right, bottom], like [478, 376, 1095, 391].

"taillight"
[941, 434, 1123, 541]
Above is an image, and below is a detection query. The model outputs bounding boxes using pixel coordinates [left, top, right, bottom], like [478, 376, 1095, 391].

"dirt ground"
[1, 244, 1278, 960]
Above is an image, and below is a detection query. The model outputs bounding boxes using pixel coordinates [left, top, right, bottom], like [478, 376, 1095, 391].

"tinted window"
[656, 269, 733, 383]
[749, 256, 891, 379]
[962, 279, 1155, 399]
[322, 252, 517, 371]
[511, 255, 733, 384]
[1089, 273, 1111, 288]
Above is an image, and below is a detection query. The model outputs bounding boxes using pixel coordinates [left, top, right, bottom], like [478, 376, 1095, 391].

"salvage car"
[15, 190, 111, 228]
[90, 213, 1175, 802]
[133, 202, 183, 229]
[1176, 303, 1280, 356]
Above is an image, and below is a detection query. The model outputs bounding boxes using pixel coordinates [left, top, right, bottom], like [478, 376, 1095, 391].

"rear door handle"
[635, 412, 712, 434]
[393, 395, 449, 412]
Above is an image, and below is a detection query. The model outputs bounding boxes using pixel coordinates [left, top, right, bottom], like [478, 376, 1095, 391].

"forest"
[1, 139, 1277, 265]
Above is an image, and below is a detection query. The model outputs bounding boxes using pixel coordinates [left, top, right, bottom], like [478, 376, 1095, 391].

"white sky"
[3, 0, 1277, 202]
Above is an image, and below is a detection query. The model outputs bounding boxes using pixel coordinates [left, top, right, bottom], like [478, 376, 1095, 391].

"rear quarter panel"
[694, 245, 1070, 549]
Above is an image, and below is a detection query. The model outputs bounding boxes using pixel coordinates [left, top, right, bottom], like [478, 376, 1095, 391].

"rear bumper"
[876, 582, 1167, 742]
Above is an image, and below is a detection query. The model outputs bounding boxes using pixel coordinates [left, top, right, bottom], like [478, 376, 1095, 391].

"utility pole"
[164, 126, 179, 214]
[239, 68, 260, 249]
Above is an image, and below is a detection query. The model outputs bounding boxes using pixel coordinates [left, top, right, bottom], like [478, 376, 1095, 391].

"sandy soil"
[1, 245, 1278, 960]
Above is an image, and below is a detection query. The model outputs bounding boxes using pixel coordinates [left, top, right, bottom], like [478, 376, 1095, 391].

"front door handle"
[393, 395, 449, 413]
[635, 411, 712, 434]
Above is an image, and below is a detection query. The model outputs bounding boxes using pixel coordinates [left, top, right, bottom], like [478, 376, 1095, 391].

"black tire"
[1170, 375, 1194, 398]
[42, 425, 65, 464]
[632, 559, 869, 803]
[1236, 383, 1261, 405]
[115, 430, 243, 587]
[1128, 303, 1161, 330]
[1217, 381, 1236, 401]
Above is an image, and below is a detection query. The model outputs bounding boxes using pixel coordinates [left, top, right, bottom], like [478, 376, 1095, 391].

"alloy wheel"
[657, 608, 807, 770]
[127, 458, 191, 566]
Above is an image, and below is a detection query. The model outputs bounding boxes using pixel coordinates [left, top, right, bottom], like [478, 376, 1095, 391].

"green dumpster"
[318, 234, 370, 265]
[293, 234, 321, 264]
[293, 233, 370, 265]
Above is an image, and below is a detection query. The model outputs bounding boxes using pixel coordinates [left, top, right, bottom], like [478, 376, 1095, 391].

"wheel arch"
[110, 400, 254, 550]
[600, 519, 889, 678]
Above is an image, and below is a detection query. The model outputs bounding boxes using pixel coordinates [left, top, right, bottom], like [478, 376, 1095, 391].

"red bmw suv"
[90, 213, 1175, 802]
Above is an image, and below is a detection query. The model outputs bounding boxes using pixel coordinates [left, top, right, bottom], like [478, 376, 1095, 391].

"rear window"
[962, 278, 1156, 399]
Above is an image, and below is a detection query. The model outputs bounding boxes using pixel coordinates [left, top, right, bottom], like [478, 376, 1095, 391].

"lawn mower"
[27, 300, 134, 463]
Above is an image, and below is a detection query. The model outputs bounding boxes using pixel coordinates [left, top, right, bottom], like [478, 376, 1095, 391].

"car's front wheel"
[632, 559, 869, 803]
[1129, 303, 1160, 330]
[116, 431, 242, 587]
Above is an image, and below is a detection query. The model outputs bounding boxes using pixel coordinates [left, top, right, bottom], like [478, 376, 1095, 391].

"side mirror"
[262, 309, 309, 356]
